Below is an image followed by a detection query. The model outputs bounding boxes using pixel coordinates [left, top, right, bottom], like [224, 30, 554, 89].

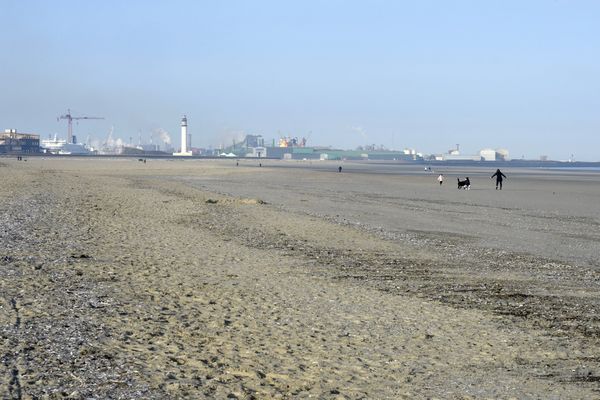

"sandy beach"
[1, 158, 599, 399]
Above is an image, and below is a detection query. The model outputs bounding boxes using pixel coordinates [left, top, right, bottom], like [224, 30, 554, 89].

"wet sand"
[1, 158, 599, 399]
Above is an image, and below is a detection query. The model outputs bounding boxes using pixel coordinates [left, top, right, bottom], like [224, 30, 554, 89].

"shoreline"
[3, 153, 600, 168]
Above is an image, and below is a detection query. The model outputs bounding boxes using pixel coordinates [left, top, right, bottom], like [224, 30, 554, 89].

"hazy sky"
[1, 0, 599, 160]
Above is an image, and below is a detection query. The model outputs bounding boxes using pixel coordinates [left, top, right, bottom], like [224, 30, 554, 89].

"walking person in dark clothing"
[491, 169, 507, 190]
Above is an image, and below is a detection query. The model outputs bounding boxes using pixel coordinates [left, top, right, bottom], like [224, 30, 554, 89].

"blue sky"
[1, 0, 599, 160]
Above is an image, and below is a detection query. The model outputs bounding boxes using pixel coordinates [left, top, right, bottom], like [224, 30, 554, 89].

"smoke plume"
[350, 126, 369, 140]
[153, 128, 172, 144]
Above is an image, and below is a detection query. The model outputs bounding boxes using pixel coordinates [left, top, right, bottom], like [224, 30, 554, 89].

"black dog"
[457, 177, 470, 190]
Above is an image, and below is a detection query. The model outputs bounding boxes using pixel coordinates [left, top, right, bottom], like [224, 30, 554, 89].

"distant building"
[245, 135, 264, 148]
[496, 148, 510, 161]
[480, 148, 496, 161]
[0, 129, 40, 154]
[246, 146, 266, 158]
[439, 154, 481, 161]
[278, 136, 306, 148]
[431, 146, 510, 162]
[141, 143, 159, 152]
[265, 146, 420, 161]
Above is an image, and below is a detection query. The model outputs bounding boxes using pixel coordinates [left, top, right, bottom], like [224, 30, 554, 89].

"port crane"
[58, 109, 104, 144]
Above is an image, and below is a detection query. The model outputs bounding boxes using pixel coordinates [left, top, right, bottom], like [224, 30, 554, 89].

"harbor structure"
[431, 146, 511, 162]
[0, 129, 40, 154]
[173, 115, 192, 156]
[40, 134, 92, 154]
[57, 109, 104, 144]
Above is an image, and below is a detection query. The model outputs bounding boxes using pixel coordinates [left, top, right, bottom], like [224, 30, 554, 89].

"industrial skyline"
[1, 1, 599, 161]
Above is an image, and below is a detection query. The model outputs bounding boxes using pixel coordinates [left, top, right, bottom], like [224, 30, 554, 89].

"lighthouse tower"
[173, 115, 192, 156]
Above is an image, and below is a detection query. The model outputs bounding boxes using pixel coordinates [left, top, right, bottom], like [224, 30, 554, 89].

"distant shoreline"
[424, 159, 600, 168]
[2, 152, 599, 167]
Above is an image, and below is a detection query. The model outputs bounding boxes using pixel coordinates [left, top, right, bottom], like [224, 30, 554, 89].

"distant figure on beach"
[437, 174, 444, 185]
[491, 169, 507, 190]
[259, 163, 262, 167]
[236, 161, 239, 166]
[338, 166, 342, 173]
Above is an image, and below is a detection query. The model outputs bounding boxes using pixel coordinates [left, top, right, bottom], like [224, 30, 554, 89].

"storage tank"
[496, 148, 510, 161]
[480, 148, 496, 161]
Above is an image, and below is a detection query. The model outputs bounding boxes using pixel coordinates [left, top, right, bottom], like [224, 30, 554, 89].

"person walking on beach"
[491, 169, 507, 190]
[437, 174, 444, 185]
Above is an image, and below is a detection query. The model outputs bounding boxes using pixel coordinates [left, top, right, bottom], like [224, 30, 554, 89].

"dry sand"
[1, 158, 599, 399]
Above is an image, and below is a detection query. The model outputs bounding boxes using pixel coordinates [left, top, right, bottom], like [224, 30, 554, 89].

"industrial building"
[216, 133, 423, 161]
[245, 135, 264, 148]
[0, 129, 40, 154]
[479, 148, 510, 161]
[480, 148, 496, 161]
[265, 146, 420, 161]
[432, 145, 510, 162]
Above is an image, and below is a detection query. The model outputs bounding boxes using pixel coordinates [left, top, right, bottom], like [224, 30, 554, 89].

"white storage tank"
[496, 148, 510, 161]
[480, 148, 496, 161]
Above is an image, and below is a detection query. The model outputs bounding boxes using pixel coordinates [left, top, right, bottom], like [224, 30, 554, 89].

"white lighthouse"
[173, 115, 192, 156]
